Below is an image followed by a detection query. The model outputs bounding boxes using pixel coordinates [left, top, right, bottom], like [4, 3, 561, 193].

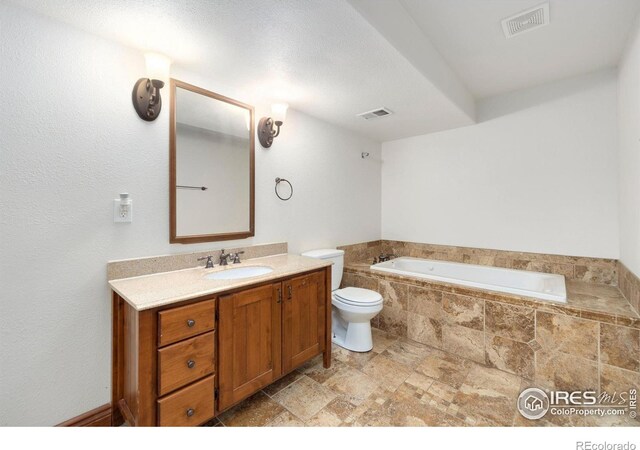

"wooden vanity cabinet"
[112, 266, 331, 427]
[217, 271, 327, 411]
[282, 271, 326, 373]
[217, 283, 282, 411]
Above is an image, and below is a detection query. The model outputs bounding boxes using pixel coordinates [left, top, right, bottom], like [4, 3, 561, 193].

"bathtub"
[371, 257, 567, 303]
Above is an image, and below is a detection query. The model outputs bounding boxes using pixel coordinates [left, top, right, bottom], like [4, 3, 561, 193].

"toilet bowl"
[301, 249, 383, 352]
[331, 287, 383, 352]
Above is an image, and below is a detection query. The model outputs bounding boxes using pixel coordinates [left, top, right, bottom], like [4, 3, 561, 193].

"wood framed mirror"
[170, 79, 255, 244]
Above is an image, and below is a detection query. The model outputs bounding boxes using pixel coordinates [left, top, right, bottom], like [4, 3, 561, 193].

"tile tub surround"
[619, 261, 640, 315]
[109, 253, 331, 311]
[338, 240, 618, 285]
[107, 242, 287, 280]
[209, 330, 638, 427]
[341, 263, 639, 399]
[338, 240, 383, 265]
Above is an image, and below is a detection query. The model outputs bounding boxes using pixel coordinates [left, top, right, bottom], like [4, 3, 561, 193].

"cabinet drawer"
[158, 331, 215, 396]
[157, 375, 215, 427]
[158, 299, 215, 347]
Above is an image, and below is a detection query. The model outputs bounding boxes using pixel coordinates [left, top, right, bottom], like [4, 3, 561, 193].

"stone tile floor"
[206, 329, 639, 427]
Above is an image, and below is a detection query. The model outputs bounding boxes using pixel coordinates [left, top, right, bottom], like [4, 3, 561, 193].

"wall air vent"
[501, 3, 549, 39]
[357, 107, 393, 120]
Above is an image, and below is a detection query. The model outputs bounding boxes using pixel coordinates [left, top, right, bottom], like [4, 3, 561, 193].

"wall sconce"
[132, 52, 171, 121]
[258, 103, 288, 148]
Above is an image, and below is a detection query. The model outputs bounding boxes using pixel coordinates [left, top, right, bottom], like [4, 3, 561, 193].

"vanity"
[110, 254, 332, 426]
[109, 79, 327, 426]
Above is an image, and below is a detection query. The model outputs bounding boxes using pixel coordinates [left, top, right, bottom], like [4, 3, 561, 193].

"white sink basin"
[205, 266, 274, 281]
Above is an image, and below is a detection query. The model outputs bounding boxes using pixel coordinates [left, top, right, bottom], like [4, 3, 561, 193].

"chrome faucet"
[219, 249, 232, 266]
[197, 255, 215, 269]
[378, 253, 394, 262]
[231, 251, 245, 264]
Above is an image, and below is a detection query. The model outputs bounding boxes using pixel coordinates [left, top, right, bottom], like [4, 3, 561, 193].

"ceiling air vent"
[357, 107, 393, 120]
[501, 3, 549, 39]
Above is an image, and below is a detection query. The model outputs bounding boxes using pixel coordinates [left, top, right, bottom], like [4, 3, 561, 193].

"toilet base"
[331, 309, 374, 352]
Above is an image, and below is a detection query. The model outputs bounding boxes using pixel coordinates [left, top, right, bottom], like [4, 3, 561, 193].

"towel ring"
[275, 177, 293, 201]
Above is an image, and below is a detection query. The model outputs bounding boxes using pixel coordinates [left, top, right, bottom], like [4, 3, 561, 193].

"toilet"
[301, 249, 383, 352]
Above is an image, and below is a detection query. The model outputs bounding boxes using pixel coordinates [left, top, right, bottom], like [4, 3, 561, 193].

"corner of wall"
[617, 10, 640, 279]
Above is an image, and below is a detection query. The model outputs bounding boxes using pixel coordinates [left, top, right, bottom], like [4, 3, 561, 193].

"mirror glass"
[170, 80, 254, 243]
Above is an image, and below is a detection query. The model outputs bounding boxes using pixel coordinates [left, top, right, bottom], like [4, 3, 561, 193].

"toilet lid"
[334, 287, 382, 305]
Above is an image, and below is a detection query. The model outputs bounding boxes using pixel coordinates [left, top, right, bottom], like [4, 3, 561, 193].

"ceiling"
[9, 0, 640, 141]
[398, 0, 640, 99]
[9, 0, 474, 142]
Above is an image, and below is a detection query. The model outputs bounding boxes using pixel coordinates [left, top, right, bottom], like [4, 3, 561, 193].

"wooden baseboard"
[57, 403, 112, 427]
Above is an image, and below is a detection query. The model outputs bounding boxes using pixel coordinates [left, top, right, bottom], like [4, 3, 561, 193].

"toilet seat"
[333, 287, 383, 307]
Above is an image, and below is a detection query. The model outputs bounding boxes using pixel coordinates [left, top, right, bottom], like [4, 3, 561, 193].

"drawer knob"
[187, 359, 196, 369]
[186, 319, 196, 328]
[186, 408, 195, 417]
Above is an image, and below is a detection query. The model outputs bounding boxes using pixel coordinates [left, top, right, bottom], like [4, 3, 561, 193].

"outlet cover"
[113, 199, 133, 223]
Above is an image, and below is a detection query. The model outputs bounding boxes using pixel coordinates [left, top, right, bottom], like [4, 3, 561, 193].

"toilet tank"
[300, 249, 344, 291]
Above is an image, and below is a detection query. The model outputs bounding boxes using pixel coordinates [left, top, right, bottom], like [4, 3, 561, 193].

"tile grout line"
[597, 321, 601, 397]
[483, 298, 487, 367]
[262, 372, 306, 399]
[534, 309, 537, 386]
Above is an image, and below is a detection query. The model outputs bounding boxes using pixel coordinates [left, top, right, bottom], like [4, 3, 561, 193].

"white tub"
[371, 257, 567, 303]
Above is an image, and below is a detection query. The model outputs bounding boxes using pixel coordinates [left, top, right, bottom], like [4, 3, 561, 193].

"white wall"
[618, 15, 640, 277]
[382, 70, 619, 258]
[0, 3, 381, 425]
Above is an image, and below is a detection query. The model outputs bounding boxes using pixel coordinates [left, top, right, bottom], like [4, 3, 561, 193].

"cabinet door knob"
[277, 288, 282, 304]
[287, 285, 292, 300]
[187, 359, 196, 369]
[186, 319, 196, 328]
[186, 408, 195, 417]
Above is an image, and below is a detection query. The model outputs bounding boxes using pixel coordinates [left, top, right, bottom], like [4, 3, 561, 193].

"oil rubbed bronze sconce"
[258, 103, 288, 148]
[132, 53, 171, 121]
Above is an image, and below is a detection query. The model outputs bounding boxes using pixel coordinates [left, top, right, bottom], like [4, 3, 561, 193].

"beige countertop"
[109, 254, 331, 311]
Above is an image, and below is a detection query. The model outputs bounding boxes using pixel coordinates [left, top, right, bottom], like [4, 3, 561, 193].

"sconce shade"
[271, 103, 288, 125]
[145, 52, 171, 85]
[132, 53, 171, 122]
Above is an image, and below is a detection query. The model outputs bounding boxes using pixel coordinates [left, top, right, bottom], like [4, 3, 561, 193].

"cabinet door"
[218, 283, 282, 412]
[282, 271, 326, 373]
